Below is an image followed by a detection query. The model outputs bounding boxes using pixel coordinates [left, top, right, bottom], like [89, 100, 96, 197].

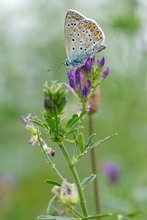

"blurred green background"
[0, 0, 147, 219]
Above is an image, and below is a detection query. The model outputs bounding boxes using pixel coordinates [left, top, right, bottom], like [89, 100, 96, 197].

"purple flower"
[97, 56, 105, 68]
[102, 162, 119, 184]
[101, 66, 109, 79]
[75, 68, 81, 89]
[80, 80, 91, 100]
[67, 70, 76, 89]
[64, 82, 75, 94]
[81, 57, 94, 74]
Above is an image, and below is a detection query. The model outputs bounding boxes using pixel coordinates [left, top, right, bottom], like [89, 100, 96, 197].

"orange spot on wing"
[78, 25, 83, 29]
[88, 23, 91, 28]
[97, 38, 103, 43]
[94, 31, 98, 36]
[91, 27, 95, 31]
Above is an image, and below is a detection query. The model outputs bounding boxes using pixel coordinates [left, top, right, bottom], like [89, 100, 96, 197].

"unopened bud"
[43, 81, 66, 117]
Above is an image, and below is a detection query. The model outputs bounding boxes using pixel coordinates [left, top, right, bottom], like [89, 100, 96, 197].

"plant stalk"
[58, 142, 88, 217]
[88, 113, 100, 215]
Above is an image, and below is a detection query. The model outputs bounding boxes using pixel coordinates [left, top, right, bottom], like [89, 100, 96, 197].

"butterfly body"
[64, 10, 106, 67]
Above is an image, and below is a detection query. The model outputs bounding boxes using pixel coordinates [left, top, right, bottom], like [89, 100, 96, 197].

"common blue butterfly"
[64, 9, 106, 67]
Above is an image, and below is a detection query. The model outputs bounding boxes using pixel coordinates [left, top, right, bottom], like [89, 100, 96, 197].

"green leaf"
[37, 213, 112, 220]
[84, 133, 96, 151]
[84, 213, 112, 219]
[77, 132, 85, 153]
[30, 119, 48, 129]
[65, 128, 78, 136]
[81, 174, 96, 189]
[47, 197, 60, 216]
[37, 216, 76, 220]
[87, 133, 117, 150]
[44, 180, 61, 187]
[44, 115, 56, 131]
[126, 210, 142, 217]
[66, 110, 87, 129]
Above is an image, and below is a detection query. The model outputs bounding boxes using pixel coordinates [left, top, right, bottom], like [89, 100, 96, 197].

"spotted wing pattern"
[64, 10, 106, 67]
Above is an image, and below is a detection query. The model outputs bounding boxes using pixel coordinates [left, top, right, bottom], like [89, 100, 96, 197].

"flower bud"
[67, 70, 76, 89]
[75, 68, 81, 90]
[43, 81, 66, 117]
[81, 56, 95, 74]
[101, 66, 109, 79]
[80, 80, 91, 100]
[97, 56, 105, 68]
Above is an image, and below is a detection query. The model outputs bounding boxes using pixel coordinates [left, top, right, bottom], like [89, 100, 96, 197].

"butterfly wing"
[64, 10, 85, 62]
[64, 10, 106, 67]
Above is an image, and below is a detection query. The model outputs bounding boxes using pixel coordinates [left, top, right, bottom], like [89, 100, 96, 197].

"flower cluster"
[44, 81, 66, 118]
[64, 56, 109, 110]
[20, 114, 55, 156]
[52, 179, 79, 207]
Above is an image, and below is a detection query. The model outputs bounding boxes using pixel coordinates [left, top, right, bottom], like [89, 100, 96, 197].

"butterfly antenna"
[47, 61, 65, 72]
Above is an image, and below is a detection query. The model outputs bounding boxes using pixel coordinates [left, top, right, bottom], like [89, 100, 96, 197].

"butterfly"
[64, 9, 106, 67]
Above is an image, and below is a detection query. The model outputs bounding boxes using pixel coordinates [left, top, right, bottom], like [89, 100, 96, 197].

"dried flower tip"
[20, 114, 37, 135]
[89, 87, 101, 114]
[60, 179, 79, 206]
[28, 135, 38, 146]
[41, 140, 55, 157]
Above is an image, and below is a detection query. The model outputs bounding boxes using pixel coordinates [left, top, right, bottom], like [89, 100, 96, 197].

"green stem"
[67, 204, 84, 218]
[55, 114, 59, 134]
[38, 133, 64, 180]
[58, 142, 88, 217]
[82, 102, 86, 111]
